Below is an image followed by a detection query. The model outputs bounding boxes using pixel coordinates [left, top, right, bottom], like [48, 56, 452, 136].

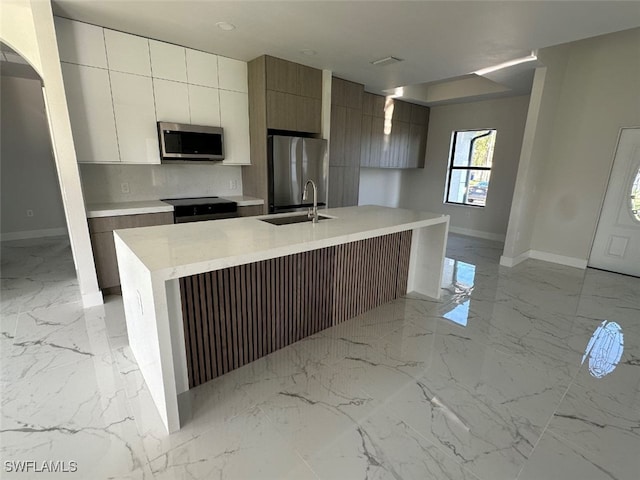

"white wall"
[1, 75, 67, 239]
[388, 95, 529, 241]
[359, 168, 402, 208]
[503, 27, 640, 266]
[80, 164, 243, 203]
[502, 47, 571, 264]
[1, 0, 102, 307]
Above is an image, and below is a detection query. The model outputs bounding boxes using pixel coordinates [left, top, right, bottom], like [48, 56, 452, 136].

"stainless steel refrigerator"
[268, 135, 328, 213]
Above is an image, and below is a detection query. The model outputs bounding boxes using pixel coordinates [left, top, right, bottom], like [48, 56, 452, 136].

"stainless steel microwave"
[158, 122, 224, 162]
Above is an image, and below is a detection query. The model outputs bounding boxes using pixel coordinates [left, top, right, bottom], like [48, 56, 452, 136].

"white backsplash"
[79, 163, 244, 203]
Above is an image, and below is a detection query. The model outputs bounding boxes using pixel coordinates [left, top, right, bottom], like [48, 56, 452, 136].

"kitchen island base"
[114, 206, 449, 433]
[180, 231, 412, 388]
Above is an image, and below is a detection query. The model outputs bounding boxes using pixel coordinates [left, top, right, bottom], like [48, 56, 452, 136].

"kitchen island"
[114, 205, 449, 433]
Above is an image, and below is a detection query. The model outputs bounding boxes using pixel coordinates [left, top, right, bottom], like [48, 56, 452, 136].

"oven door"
[174, 212, 239, 223]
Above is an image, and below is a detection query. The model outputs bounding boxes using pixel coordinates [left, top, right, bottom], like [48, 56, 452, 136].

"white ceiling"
[52, 1, 640, 103]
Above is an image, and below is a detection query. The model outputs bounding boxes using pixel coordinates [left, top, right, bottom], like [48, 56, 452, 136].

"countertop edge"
[138, 214, 450, 281]
[87, 202, 174, 218]
[86, 196, 264, 217]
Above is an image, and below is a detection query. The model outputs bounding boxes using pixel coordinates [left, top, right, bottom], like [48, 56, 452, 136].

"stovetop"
[161, 196, 238, 219]
[161, 196, 236, 207]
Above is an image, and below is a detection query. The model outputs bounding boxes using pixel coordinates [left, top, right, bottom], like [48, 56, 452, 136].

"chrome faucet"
[302, 179, 319, 223]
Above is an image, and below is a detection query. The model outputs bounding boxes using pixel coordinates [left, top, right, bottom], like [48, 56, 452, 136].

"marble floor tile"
[302, 407, 482, 480]
[149, 407, 318, 480]
[2, 234, 640, 480]
[2, 301, 113, 384]
[315, 343, 539, 479]
[1, 357, 148, 479]
[374, 322, 571, 426]
[1, 237, 80, 316]
[114, 345, 258, 465]
[353, 367, 537, 480]
[517, 431, 629, 480]
[545, 361, 640, 480]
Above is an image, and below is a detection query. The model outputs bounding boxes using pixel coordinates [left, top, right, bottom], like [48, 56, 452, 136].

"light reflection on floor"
[581, 320, 624, 378]
[441, 257, 476, 326]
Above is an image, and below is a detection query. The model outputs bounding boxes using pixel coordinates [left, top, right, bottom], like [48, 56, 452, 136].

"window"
[631, 165, 640, 222]
[445, 129, 497, 207]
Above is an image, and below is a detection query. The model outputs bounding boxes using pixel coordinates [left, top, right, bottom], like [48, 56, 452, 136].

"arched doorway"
[1, 42, 81, 313]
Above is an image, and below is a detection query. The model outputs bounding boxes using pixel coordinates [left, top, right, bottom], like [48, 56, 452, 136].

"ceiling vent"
[371, 56, 404, 67]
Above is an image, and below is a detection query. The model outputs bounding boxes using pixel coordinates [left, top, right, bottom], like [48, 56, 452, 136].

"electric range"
[161, 197, 238, 223]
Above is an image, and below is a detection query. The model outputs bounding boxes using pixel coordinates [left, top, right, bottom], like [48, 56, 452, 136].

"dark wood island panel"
[179, 230, 412, 388]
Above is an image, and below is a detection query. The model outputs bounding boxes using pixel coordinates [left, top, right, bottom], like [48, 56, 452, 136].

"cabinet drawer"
[88, 212, 174, 233]
[238, 205, 264, 217]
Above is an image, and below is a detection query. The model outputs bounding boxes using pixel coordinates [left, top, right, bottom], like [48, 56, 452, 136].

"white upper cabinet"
[219, 90, 250, 165]
[110, 71, 159, 163]
[55, 17, 107, 68]
[149, 40, 187, 82]
[186, 49, 218, 88]
[104, 30, 151, 76]
[61, 63, 119, 163]
[57, 19, 252, 165]
[218, 57, 248, 93]
[154, 79, 190, 124]
[188, 85, 220, 127]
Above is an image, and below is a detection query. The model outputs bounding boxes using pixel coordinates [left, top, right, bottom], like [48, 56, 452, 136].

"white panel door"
[589, 128, 640, 277]
[219, 90, 250, 165]
[149, 40, 187, 82]
[61, 63, 119, 163]
[218, 56, 248, 93]
[104, 30, 151, 76]
[110, 71, 160, 164]
[154, 79, 190, 124]
[188, 84, 220, 126]
[55, 18, 107, 68]
[185, 49, 218, 88]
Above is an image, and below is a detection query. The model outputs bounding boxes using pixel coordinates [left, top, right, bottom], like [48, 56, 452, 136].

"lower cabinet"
[329, 166, 360, 208]
[88, 212, 174, 292]
[237, 205, 264, 217]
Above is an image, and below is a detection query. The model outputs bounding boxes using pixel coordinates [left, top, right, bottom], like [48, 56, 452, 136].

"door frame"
[588, 126, 640, 269]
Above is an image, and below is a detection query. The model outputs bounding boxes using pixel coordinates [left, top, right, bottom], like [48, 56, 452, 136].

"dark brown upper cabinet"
[329, 77, 364, 207]
[360, 92, 429, 169]
[243, 55, 323, 214]
[263, 55, 322, 134]
[265, 56, 299, 94]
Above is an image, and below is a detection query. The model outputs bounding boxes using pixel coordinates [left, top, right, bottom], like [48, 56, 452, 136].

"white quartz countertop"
[86, 201, 174, 218]
[86, 196, 264, 218]
[114, 205, 449, 280]
[222, 195, 264, 207]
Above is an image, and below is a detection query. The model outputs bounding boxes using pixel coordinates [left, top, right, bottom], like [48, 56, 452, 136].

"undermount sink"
[260, 214, 332, 226]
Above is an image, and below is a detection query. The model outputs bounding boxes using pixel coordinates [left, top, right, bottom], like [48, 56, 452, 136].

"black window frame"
[445, 129, 496, 208]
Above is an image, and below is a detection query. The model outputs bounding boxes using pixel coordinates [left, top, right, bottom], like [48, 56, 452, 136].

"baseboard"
[448, 226, 506, 242]
[528, 250, 588, 269]
[82, 290, 104, 308]
[500, 251, 530, 267]
[0, 227, 68, 242]
[500, 249, 588, 269]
